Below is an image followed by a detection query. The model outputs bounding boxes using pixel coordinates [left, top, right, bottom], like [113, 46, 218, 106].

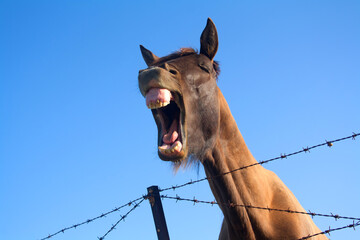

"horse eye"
[199, 64, 210, 73]
[169, 69, 177, 75]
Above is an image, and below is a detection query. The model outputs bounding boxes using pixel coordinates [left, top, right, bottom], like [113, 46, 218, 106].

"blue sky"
[1, 1, 359, 239]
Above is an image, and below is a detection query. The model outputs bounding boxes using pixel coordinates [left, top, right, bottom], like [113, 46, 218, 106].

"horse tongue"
[162, 119, 179, 144]
[145, 88, 172, 107]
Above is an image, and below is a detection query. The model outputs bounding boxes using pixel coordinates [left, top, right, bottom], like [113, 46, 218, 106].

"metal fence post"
[147, 185, 170, 240]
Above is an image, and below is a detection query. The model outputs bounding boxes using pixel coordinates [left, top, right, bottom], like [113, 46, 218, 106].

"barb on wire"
[298, 221, 360, 239]
[40, 196, 144, 240]
[159, 132, 359, 193]
[160, 195, 360, 222]
[98, 198, 145, 240]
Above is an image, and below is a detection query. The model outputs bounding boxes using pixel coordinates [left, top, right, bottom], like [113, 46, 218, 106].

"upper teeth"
[147, 100, 170, 109]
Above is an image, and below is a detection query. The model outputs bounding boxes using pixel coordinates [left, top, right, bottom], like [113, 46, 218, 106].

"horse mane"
[155, 48, 221, 79]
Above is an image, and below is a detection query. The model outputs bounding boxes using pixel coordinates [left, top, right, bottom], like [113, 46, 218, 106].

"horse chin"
[158, 150, 186, 163]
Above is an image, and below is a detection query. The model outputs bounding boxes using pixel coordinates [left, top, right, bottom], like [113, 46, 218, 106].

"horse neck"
[202, 87, 258, 178]
[202, 87, 267, 237]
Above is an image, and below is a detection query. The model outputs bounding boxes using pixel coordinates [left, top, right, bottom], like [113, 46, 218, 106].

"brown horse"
[138, 18, 327, 240]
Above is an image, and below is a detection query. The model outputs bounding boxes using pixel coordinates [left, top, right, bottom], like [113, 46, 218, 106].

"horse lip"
[158, 148, 185, 162]
[138, 66, 179, 97]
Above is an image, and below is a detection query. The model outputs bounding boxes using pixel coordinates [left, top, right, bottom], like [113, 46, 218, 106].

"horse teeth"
[159, 143, 179, 155]
[148, 101, 170, 109]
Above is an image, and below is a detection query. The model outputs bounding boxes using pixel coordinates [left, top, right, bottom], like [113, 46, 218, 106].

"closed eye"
[199, 64, 210, 73]
[169, 69, 178, 75]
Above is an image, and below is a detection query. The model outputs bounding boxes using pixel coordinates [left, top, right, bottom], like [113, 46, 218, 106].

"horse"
[138, 18, 327, 240]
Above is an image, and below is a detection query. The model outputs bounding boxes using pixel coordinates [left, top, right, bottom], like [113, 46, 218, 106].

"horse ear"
[200, 18, 218, 60]
[140, 45, 159, 66]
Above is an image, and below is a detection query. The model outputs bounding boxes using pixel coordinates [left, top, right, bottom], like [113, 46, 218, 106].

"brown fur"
[138, 18, 327, 240]
[154, 48, 221, 80]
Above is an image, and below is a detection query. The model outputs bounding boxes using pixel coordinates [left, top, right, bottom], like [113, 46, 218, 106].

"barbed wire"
[98, 198, 145, 240]
[39, 132, 358, 239]
[159, 132, 359, 193]
[39, 196, 144, 240]
[298, 221, 360, 239]
[161, 194, 360, 239]
[160, 195, 360, 222]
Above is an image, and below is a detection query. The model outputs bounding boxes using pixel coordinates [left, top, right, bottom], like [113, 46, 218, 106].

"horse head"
[138, 18, 221, 167]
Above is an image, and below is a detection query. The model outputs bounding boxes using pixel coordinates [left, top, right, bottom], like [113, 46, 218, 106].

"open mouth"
[145, 88, 186, 162]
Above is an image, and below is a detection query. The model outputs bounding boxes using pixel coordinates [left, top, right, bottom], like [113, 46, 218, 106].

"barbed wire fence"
[40, 196, 145, 240]
[39, 132, 359, 240]
[299, 221, 360, 240]
[159, 194, 360, 240]
[158, 132, 359, 193]
[160, 194, 360, 222]
[98, 198, 145, 240]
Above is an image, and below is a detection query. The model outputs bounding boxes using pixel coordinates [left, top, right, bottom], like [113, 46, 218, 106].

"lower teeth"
[159, 141, 181, 154]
